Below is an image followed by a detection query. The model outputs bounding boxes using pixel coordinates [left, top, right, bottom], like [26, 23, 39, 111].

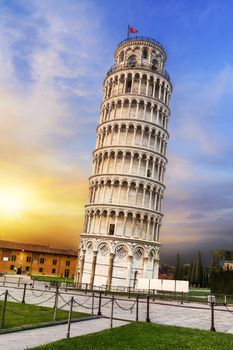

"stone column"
[89, 250, 98, 289]
[106, 253, 115, 289]
[142, 256, 149, 278]
[138, 76, 142, 94]
[79, 250, 86, 286]
[150, 105, 154, 122]
[135, 101, 139, 119]
[126, 255, 133, 287]
[137, 156, 142, 175]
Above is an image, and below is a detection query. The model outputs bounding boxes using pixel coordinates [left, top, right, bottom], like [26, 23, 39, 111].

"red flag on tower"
[129, 26, 138, 33]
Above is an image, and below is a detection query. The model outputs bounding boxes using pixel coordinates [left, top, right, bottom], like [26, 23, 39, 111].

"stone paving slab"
[0, 318, 128, 350]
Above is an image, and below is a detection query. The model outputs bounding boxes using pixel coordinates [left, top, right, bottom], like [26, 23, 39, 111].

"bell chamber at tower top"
[102, 37, 172, 118]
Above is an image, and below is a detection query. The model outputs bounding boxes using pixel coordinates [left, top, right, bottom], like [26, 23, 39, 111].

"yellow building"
[0, 240, 78, 278]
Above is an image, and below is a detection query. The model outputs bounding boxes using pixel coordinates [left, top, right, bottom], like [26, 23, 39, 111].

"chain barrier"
[114, 299, 137, 311]
[224, 305, 233, 317]
[31, 289, 47, 298]
[73, 298, 98, 310]
[58, 292, 70, 304]
[7, 293, 22, 303]
[57, 300, 71, 311]
[30, 294, 55, 306]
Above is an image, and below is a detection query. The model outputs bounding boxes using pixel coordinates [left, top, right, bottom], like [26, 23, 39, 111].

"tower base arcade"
[78, 235, 159, 289]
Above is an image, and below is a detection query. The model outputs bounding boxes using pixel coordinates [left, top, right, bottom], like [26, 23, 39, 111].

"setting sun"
[0, 189, 26, 218]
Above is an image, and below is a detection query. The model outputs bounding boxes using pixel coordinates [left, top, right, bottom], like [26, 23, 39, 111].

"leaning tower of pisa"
[78, 36, 172, 289]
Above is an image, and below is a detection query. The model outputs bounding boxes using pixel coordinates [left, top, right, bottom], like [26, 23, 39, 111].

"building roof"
[0, 240, 78, 257]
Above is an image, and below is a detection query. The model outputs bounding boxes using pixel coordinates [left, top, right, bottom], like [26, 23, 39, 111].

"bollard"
[210, 301, 216, 332]
[66, 297, 74, 338]
[152, 289, 155, 301]
[22, 283, 27, 304]
[32, 280, 35, 289]
[18, 277, 21, 287]
[110, 295, 114, 328]
[146, 295, 150, 323]
[181, 291, 184, 305]
[136, 295, 139, 322]
[97, 291, 102, 316]
[1, 290, 8, 328]
[53, 286, 59, 321]
[128, 286, 131, 299]
[91, 291, 95, 315]
[3, 276, 6, 286]
[224, 295, 227, 306]
[85, 283, 88, 294]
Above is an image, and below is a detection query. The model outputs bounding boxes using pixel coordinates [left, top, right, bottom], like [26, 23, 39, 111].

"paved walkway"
[0, 281, 233, 349]
[0, 318, 128, 350]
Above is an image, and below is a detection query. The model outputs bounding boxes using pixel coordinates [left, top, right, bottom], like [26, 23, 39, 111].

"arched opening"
[128, 55, 137, 67]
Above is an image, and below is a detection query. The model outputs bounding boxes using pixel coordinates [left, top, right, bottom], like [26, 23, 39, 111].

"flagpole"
[127, 25, 129, 39]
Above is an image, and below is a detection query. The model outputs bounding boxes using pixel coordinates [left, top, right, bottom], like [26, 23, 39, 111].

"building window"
[52, 268, 56, 274]
[10, 265, 15, 270]
[25, 266, 30, 272]
[39, 267, 43, 273]
[66, 260, 70, 267]
[52, 259, 57, 266]
[64, 269, 70, 278]
[11, 255, 16, 261]
[39, 258, 45, 264]
[109, 224, 115, 235]
[126, 80, 132, 93]
[119, 51, 124, 63]
[128, 55, 137, 67]
[26, 256, 31, 263]
[142, 48, 148, 60]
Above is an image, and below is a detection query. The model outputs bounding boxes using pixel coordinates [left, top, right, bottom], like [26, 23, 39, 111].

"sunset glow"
[0, 189, 25, 218]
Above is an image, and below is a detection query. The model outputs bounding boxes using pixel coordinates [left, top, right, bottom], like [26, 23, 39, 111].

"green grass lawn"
[30, 322, 233, 350]
[0, 300, 87, 329]
[31, 276, 74, 284]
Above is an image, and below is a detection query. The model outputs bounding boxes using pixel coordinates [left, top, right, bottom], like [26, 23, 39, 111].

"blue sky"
[0, 0, 232, 264]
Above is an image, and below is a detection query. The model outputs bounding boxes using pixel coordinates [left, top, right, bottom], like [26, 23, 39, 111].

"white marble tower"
[78, 36, 172, 289]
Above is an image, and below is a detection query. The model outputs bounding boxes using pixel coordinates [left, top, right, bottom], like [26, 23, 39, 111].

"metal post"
[224, 295, 227, 306]
[91, 291, 95, 315]
[18, 278, 21, 287]
[1, 290, 8, 328]
[22, 283, 27, 304]
[136, 295, 139, 322]
[152, 289, 155, 301]
[110, 295, 114, 328]
[66, 297, 74, 338]
[128, 286, 131, 299]
[97, 291, 102, 316]
[181, 291, 183, 305]
[3, 276, 6, 286]
[53, 286, 59, 321]
[210, 301, 216, 332]
[85, 283, 88, 294]
[146, 295, 150, 322]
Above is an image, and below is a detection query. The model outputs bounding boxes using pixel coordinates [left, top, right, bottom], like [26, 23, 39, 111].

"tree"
[174, 254, 181, 280]
[187, 260, 193, 284]
[195, 251, 203, 287]
[191, 257, 196, 286]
